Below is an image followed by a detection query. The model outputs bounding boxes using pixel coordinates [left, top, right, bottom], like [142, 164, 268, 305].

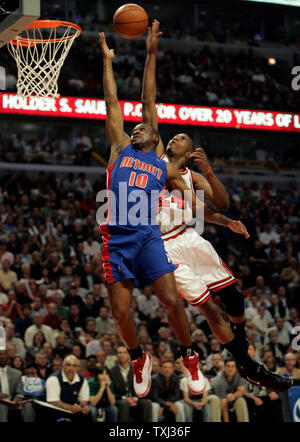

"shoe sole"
[135, 353, 153, 398]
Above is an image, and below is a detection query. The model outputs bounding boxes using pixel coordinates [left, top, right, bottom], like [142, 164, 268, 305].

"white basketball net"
[8, 23, 81, 98]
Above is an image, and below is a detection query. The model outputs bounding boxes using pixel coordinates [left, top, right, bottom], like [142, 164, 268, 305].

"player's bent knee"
[111, 305, 130, 323]
[219, 285, 245, 317]
[162, 297, 182, 316]
[199, 298, 222, 323]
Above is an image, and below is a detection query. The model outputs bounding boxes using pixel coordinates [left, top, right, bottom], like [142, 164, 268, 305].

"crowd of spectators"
[0, 131, 96, 166]
[2, 32, 297, 113]
[1, 129, 299, 170]
[41, 2, 300, 46]
[0, 166, 299, 423]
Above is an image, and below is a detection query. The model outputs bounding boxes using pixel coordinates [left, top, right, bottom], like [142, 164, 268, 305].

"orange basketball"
[113, 4, 149, 39]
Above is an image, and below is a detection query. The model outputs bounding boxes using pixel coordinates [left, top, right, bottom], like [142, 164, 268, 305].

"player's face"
[166, 133, 193, 158]
[131, 124, 154, 149]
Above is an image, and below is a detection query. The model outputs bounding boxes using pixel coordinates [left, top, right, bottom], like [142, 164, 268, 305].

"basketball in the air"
[113, 4, 149, 39]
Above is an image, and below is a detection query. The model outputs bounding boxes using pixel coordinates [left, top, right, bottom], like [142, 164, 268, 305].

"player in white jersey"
[138, 20, 293, 393]
[159, 150, 237, 307]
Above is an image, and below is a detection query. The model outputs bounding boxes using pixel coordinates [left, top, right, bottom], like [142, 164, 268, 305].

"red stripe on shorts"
[99, 163, 114, 284]
[210, 277, 237, 292]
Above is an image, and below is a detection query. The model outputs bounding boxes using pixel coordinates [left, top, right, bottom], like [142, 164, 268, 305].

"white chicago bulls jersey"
[157, 153, 194, 238]
[158, 154, 236, 307]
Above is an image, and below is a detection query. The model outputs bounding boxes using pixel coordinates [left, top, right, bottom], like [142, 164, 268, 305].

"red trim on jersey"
[163, 225, 188, 241]
[99, 163, 114, 284]
[210, 277, 237, 292]
[179, 168, 189, 175]
[161, 223, 187, 237]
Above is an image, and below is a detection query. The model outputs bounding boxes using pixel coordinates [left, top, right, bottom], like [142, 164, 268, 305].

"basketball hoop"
[8, 20, 82, 98]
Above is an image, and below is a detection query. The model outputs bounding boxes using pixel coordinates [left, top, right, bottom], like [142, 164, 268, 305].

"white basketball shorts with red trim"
[163, 227, 236, 306]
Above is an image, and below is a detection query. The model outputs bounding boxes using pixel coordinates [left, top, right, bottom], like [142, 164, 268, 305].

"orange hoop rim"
[10, 20, 82, 47]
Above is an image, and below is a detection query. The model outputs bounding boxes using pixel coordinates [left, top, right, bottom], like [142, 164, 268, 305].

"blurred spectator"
[95, 306, 115, 335]
[24, 313, 55, 348]
[67, 304, 85, 331]
[11, 356, 24, 372]
[205, 352, 225, 379]
[180, 361, 222, 422]
[191, 329, 209, 361]
[109, 346, 152, 422]
[14, 304, 33, 339]
[210, 358, 249, 422]
[252, 305, 273, 339]
[136, 286, 160, 320]
[43, 303, 62, 331]
[80, 355, 97, 379]
[35, 352, 51, 380]
[264, 317, 291, 346]
[0, 260, 17, 291]
[21, 362, 46, 422]
[150, 360, 185, 422]
[278, 352, 300, 378]
[5, 323, 26, 360]
[53, 294, 69, 320]
[100, 340, 117, 370]
[88, 367, 117, 422]
[46, 355, 92, 422]
[0, 350, 23, 422]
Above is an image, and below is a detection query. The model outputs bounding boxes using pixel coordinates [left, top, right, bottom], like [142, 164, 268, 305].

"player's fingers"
[190, 152, 205, 160]
[239, 222, 250, 238]
[99, 32, 106, 46]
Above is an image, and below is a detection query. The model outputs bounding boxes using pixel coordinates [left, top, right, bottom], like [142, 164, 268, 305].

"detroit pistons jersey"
[158, 153, 195, 239]
[100, 144, 176, 286]
[105, 144, 168, 228]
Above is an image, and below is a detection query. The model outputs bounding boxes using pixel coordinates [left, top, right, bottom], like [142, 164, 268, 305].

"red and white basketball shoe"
[182, 352, 205, 395]
[130, 352, 152, 398]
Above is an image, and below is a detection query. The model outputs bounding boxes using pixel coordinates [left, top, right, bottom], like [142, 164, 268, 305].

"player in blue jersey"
[99, 32, 253, 399]
[140, 20, 293, 394]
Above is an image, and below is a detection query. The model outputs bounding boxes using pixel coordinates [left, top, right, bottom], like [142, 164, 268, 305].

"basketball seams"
[115, 19, 148, 25]
[114, 7, 147, 24]
[113, 4, 148, 39]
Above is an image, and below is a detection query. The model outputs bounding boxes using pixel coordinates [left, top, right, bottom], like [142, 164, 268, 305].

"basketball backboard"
[0, 0, 40, 48]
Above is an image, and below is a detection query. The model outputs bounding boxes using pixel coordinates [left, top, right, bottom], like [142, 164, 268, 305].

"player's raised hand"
[99, 32, 115, 59]
[190, 148, 212, 175]
[146, 19, 163, 53]
[229, 220, 250, 239]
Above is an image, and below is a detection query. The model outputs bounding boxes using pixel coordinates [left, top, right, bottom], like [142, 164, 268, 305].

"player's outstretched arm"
[191, 148, 230, 211]
[142, 20, 164, 157]
[99, 32, 130, 168]
[166, 162, 249, 238]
